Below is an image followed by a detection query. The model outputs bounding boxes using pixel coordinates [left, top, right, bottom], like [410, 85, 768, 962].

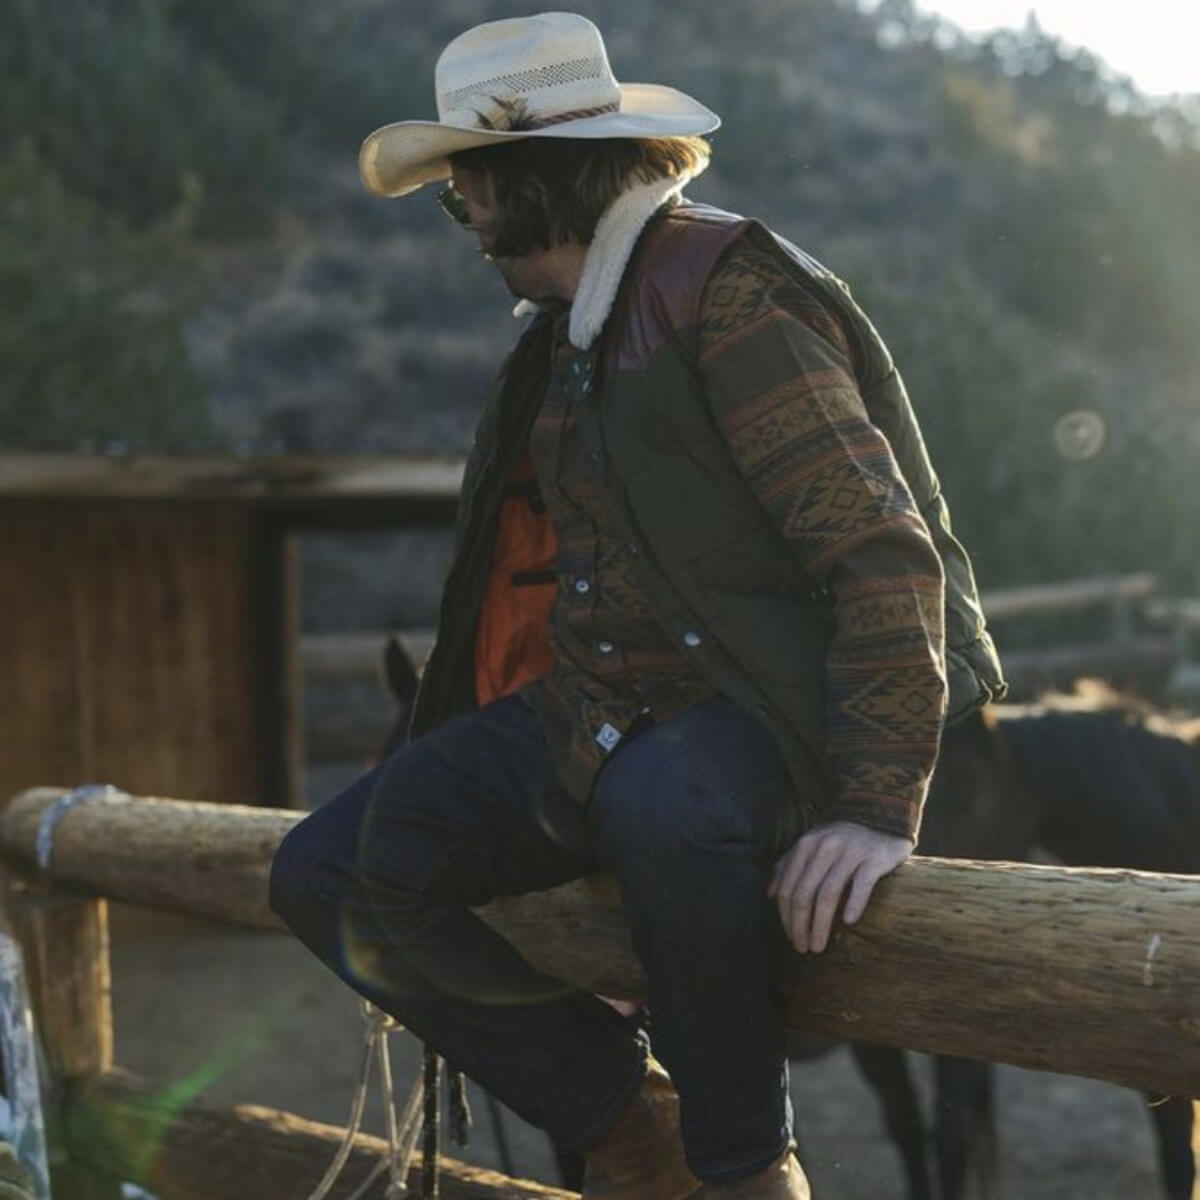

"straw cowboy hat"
[359, 11, 721, 198]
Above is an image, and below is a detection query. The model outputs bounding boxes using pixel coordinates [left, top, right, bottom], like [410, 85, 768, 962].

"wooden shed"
[0, 453, 461, 808]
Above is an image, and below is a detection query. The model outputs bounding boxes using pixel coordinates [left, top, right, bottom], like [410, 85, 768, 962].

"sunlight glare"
[911, 0, 1200, 97]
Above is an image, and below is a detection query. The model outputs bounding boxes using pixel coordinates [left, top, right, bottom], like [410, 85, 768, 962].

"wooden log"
[0, 453, 465, 503]
[2, 789, 1199, 1096]
[980, 572, 1156, 620]
[63, 1070, 575, 1200]
[995, 635, 1175, 702]
[302, 629, 436, 684]
[485, 871, 1200, 1097]
[0, 789, 294, 928]
[6, 888, 113, 1079]
[304, 704, 395, 765]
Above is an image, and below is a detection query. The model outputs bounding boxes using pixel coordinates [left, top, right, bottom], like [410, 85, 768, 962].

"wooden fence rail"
[62, 1072, 573, 1200]
[978, 571, 1158, 621]
[3, 787, 1198, 1100]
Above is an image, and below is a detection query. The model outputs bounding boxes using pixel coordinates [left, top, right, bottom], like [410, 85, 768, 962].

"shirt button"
[597, 641, 615, 655]
[574, 578, 591, 595]
[683, 631, 703, 648]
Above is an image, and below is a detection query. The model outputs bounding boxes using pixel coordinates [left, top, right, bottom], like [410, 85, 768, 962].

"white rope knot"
[304, 1003, 426, 1200]
[361, 999, 402, 1035]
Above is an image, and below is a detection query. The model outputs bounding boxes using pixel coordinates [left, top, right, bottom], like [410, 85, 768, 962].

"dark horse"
[921, 681, 1200, 1200]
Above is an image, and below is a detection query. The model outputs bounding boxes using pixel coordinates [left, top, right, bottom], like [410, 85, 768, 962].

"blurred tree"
[0, 143, 220, 450]
[0, 0, 285, 235]
[1, 0, 1197, 594]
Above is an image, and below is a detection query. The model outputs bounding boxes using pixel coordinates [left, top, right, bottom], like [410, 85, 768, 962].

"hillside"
[3, 0, 1199, 594]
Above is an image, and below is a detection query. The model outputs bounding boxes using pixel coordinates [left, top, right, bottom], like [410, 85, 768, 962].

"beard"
[488, 252, 559, 305]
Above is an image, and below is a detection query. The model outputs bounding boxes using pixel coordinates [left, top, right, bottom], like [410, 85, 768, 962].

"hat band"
[524, 101, 620, 129]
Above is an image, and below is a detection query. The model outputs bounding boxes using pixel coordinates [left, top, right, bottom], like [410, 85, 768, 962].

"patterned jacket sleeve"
[697, 243, 947, 841]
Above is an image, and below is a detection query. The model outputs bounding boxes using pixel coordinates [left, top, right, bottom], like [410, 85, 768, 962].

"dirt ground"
[106, 898, 1193, 1200]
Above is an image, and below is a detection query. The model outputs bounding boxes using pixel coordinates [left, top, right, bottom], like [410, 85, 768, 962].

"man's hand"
[768, 821, 913, 954]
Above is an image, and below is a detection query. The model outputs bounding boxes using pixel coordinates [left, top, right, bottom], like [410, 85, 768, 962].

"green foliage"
[0, 143, 221, 450]
[1, 0, 1197, 592]
[0, 0, 285, 235]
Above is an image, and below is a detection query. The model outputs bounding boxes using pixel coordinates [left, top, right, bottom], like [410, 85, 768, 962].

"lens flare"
[1053, 409, 1106, 460]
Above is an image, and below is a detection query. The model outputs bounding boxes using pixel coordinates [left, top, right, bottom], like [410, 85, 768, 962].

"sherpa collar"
[512, 172, 695, 350]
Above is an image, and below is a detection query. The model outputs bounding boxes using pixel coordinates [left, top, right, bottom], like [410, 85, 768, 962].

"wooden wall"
[0, 500, 295, 805]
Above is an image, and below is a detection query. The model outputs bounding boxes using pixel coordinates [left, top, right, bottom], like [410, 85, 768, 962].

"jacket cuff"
[826, 791, 922, 843]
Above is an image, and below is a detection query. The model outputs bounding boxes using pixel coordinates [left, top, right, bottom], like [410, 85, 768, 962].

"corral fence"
[0, 786, 1197, 1199]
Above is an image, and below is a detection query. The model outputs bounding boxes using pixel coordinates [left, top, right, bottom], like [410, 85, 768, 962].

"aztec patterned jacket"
[409, 199, 1006, 844]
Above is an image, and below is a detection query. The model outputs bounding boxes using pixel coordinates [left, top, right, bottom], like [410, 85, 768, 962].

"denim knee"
[268, 818, 324, 936]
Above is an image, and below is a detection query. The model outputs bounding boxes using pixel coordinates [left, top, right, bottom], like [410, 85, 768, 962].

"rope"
[35, 784, 123, 872]
[303, 1005, 450, 1200]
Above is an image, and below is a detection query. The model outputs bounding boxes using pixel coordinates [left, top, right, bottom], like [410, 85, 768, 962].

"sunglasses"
[436, 185, 472, 227]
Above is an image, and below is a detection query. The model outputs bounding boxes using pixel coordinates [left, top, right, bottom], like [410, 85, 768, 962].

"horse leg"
[850, 1043, 934, 1200]
[934, 1056, 1000, 1200]
[1145, 1094, 1196, 1200]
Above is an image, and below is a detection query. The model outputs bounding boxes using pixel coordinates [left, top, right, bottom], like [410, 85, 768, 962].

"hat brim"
[358, 82, 721, 198]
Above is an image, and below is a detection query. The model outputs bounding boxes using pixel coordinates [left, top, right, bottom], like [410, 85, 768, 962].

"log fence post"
[6, 888, 113, 1081]
[4, 883, 121, 1199]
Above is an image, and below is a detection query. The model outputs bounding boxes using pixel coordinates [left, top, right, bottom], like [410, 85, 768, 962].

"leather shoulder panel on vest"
[608, 204, 752, 373]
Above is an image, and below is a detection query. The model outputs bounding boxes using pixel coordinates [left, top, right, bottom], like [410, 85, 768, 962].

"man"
[270, 13, 1004, 1198]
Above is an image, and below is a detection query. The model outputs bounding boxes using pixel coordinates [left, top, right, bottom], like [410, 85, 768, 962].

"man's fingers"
[842, 861, 886, 926]
[777, 840, 842, 953]
[770, 834, 817, 898]
[775, 851, 821, 950]
[807, 860, 857, 953]
[773, 823, 914, 952]
[776, 859, 820, 949]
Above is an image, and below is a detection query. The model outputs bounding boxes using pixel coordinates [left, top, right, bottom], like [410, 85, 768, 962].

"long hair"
[450, 135, 711, 258]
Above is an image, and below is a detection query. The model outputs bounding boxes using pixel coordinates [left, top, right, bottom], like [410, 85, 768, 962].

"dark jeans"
[269, 692, 800, 1182]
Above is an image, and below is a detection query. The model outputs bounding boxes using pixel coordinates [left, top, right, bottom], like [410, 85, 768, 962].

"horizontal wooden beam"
[1146, 597, 1200, 632]
[996, 635, 1175, 699]
[980, 571, 1156, 620]
[301, 629, 436, 684]
[63, 1071, 574, 1200]
[0, 453, 464, 503]
[3, 789, 1199, 1096]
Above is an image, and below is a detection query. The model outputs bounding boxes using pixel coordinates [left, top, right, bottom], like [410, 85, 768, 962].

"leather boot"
[581, 1060, 701, 1199]
[691, 1147, 811, 1199]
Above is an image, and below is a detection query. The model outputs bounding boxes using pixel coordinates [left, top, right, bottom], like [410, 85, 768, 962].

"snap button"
[574, 578, 591, 595]
[683, 631, 702, 648]
[594, 723, 622, 752]
[597, 641, 615, 655]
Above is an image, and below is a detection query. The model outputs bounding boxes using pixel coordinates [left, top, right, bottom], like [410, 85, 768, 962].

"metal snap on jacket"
[597, 641, 615, 655]
[574, 578, 591, 595]
[594, 723, 622, 752]
[683, 631, 702, 648]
